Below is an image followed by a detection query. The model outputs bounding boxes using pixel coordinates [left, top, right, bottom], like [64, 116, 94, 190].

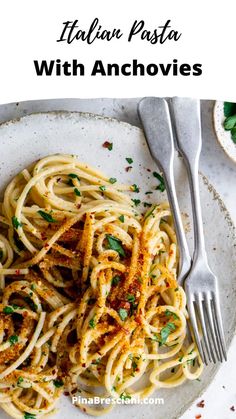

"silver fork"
[138, 96, 227, 364]
[170, 97, 227, 363]
[138, 97, 192, 286]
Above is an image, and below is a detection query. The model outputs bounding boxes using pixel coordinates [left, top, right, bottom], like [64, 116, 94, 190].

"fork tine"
[187, 296, 206, 364]
[210, 299, 224, 362]
[195, 295, 212, 363]
[204, 296, 218, 362]
[212, 293, 227, 361]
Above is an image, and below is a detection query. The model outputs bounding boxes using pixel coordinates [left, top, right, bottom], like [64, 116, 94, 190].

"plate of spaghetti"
[0, 111, 235, 419]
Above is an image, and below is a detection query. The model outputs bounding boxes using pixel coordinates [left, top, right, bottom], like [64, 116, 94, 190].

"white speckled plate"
[213, 101, 236, 163]
[0, 112, 235, 419]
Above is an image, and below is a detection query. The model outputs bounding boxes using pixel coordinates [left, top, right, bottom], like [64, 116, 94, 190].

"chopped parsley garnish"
[143, 202, 152, 208]
[131, 199, 141, 207]
[3, 306, 14, 314]
[165, 309, 179, 320]
[74, 188, 81, 196]
[161, 322, 176, 342]
[99, 185, 106, 191]
[68, 173, 80, 180]
[31, 284, 36, 291]
[118, 215, 124, 223]
[178, 356, 184, 362]
[9, 335, 18, 346]
[126, 157, 133, 164]
[89, 317, 96, 329]
[37, 210, 56, 223]
[153, 172, 166, 192]
[187, 358, 195, 366]
[112, 275, 121, 286]
[120, 392, 131, 400]
[126, 294, 135, 303]
[118, 308, 128, 321]
[53, 379, 64, 388]
[145, 191, 153, 195]
[12, 216, 22, 229]
[17, 376, 24, 385]
[103, 141, 113, 151]
[132, 360, 138, 370]
[106, 235, 125, 257]
[143, 205, 156, 220]
[131, 184, 139, 193]
[24, 413, 36, 419]
[158, 323, 176, 345]
[92, 358, 101, 365]
[109, 177, 117, 184]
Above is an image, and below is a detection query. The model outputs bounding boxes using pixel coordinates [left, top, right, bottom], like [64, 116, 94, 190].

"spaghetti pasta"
[0, 154, 203, 418]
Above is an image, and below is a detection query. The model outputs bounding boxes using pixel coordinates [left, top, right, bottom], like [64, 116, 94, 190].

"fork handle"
[138, 97, 191, 284]
[170, 97, 207, 264]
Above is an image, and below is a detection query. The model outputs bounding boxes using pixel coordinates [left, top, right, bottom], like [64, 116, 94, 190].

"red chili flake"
[135, 315, 142, 325]
[230, 406, 235, 411]
[15, 269, 20, 276]
[83, 408, 86, 412]
[125, 166, 132, 172]
[82, 363, 86, 368]
[146, 168, 151, 172]
[44, 243, 49, 248]
[41, 232, 47, 240]
[195, 415, 202, 419]
[64, 392, 69, 396]
[102, 141, 113, 151]
[197, 400, 205, 408]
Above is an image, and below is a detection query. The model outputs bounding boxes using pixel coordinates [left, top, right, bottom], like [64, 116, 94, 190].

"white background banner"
[0, 0, 234, 103]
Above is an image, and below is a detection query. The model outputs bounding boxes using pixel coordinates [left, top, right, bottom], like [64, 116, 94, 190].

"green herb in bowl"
[223, 102, 236, 143]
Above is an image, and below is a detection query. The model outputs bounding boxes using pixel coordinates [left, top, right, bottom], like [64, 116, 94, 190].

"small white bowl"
[213, 101, 236, 163]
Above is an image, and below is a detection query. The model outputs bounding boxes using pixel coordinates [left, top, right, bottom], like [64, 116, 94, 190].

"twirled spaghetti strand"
[0, 155, 202, 418]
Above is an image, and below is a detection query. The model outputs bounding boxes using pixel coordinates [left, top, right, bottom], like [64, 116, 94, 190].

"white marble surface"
[0, 98, 235, 418]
